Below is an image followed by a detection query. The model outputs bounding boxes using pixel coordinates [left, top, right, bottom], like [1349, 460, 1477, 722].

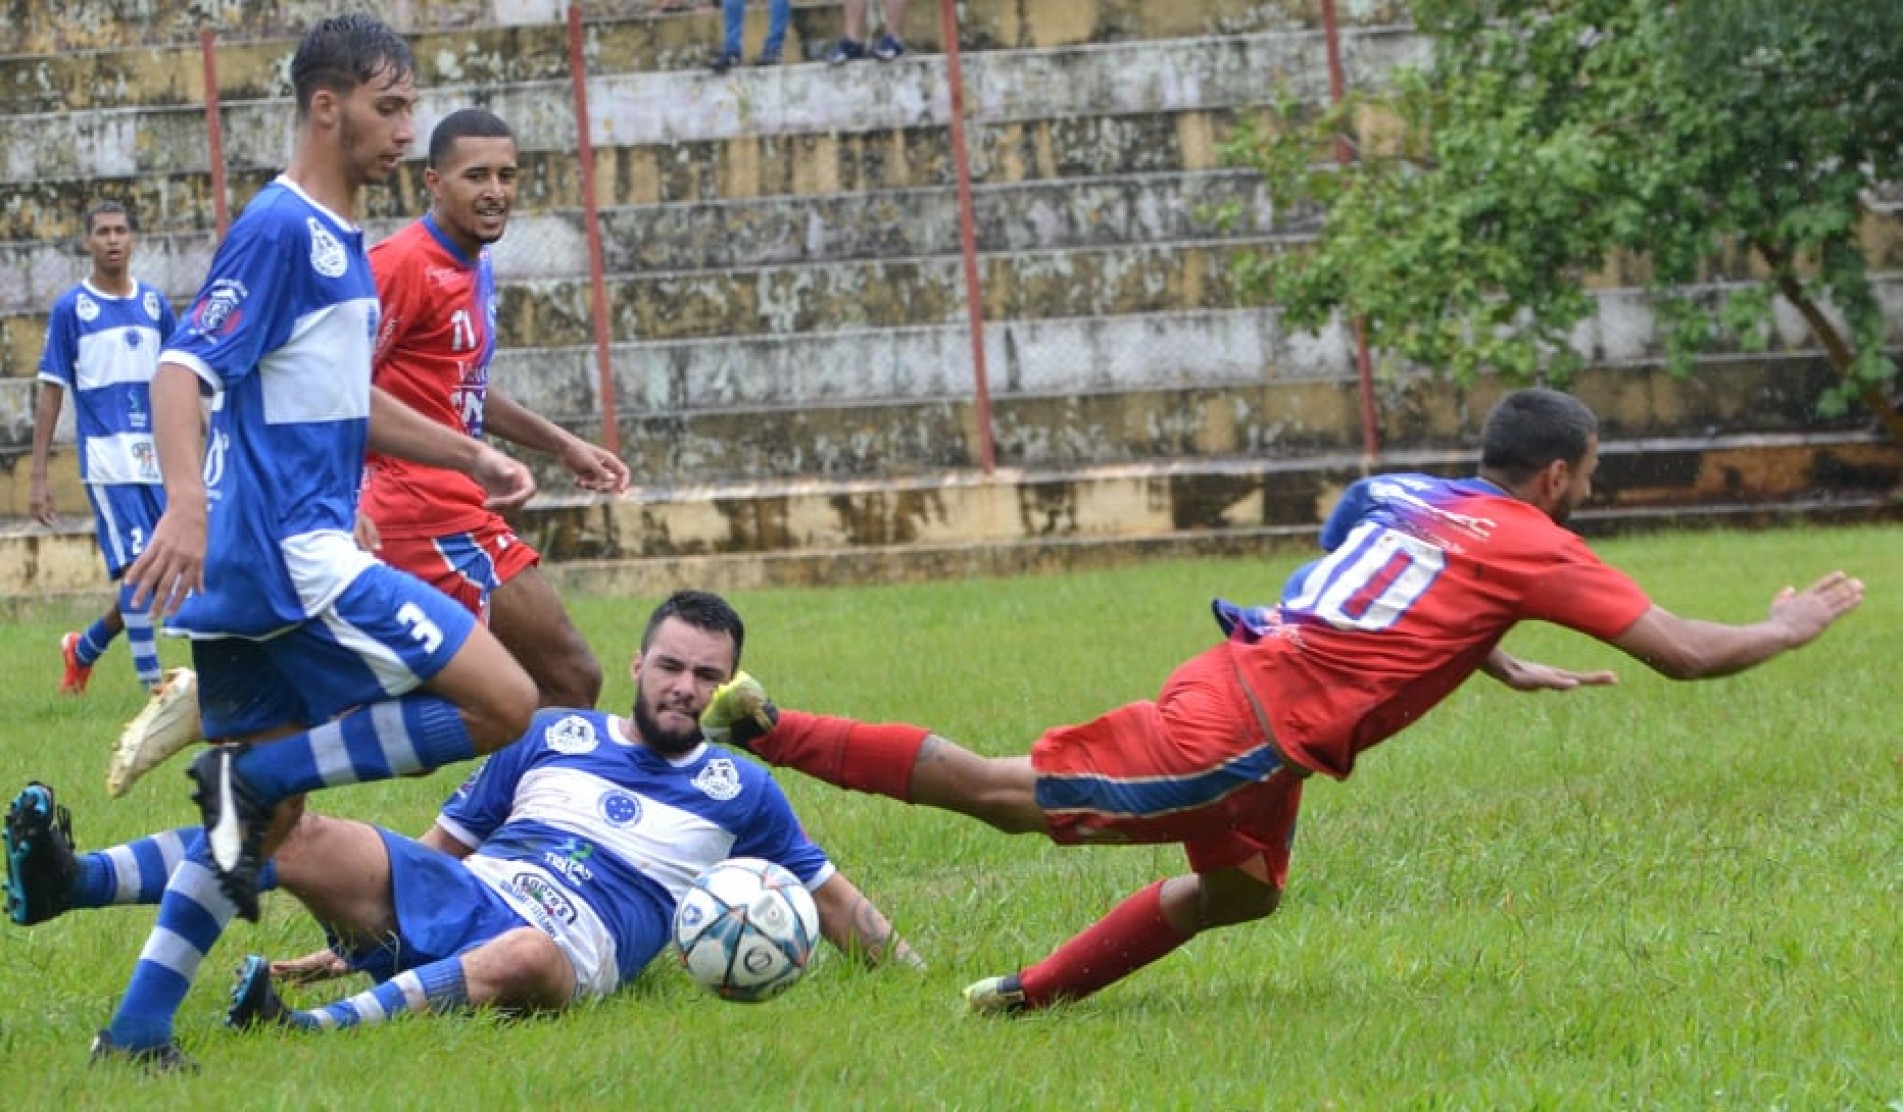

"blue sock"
[76, 621, 114, 667]
[75, 829, 279, 909]
[233, 695, 478, 803]
[297, 957, 469, 1031]
[104, 833, 237, 1050]
[117, 582, 163, 687]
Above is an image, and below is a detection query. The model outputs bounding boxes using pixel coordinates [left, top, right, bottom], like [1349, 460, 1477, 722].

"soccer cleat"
[88, 1029, 197, 1074]
[871, 33, 907, 61]
[227, 954, 292, 1029]
[59, 632, 92, 696]
[962, 973, 1030, 1015]
[187, 744, 268, 923]
[699, 672, 780, 750]
[826, 38, 866, 65]
[4, 782, 78, 926]
[107, 668, 203, 799]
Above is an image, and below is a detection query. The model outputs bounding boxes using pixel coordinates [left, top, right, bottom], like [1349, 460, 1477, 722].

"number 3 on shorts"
[396, 601, 446, 654]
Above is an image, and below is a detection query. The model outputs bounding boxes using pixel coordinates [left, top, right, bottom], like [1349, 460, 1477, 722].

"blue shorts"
[85, 482, 165, 579]
[193, 561, 477, 738]
[335, 828, 532, 982]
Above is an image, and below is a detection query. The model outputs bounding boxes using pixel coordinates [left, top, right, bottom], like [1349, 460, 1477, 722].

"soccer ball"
[673, 857, 821, 1003]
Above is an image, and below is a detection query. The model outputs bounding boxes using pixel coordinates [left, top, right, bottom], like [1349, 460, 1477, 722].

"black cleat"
[187, 745, 268, 922]
[4, 782, 78, 926]
[89, 1029, 197, 1074]
[227, 953, 292, 1030]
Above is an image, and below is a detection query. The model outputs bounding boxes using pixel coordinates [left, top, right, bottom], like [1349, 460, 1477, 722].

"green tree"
[1227, 0, 1903, 437]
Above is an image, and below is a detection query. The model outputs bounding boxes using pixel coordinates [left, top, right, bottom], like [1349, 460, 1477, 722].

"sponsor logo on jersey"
[598, 789, 642, 827]
[75, 293, 99, 322]
[545, 714, 600, 755]
[308, 217, 348, 278]
[144, 290, 163, 320]
[191, 279, 247, 337]
[508, 870, 579, 926]
[692, 757, 743, 802]
[132, 441, 159, 481]
[543, 837, 596, 885]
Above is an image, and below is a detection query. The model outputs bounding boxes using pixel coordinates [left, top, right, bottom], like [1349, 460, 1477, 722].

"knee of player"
[536, 652, 602, 710]
[467, 928, 574, 1009]
[470, 669, 539, 752]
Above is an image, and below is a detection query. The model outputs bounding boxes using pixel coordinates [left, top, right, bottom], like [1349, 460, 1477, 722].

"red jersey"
[1227, 474, 1652, 779]
[361, 215, 497, 539]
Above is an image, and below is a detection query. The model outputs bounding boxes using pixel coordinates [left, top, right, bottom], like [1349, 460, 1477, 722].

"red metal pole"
[1320, 0, 1380, 465]
[939, 0, 996, 473]
[567, 4, 622, 460]
[199, 28, 229, 239]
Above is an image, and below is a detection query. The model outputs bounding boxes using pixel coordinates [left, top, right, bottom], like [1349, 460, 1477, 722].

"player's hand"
[353, 512, 382, 553]
[472, 445, 536, 512]
[1497, 660, 1619, 692]
[1767, 571, 1864, 647]
[123, 500, 208, 620]
[561, 439, 631, 494]
[270, 948, 351, 984]
[28, 477, 55, 526]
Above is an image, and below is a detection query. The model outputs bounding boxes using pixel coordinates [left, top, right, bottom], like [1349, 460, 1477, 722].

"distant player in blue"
[29, 201, 176, 694]
[96, 16, 542, 1070]
[5, 592, 920, 1055]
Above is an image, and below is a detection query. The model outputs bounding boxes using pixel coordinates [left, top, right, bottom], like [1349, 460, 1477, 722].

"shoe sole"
[4, 785, 57, 926]
[107, 668, 202, 798]
[59, 634, 90, 696]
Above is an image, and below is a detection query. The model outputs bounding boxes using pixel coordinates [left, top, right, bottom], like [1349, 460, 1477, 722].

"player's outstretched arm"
[124, 363, 210, 618]
[483, 388, 630, 494]
[1481, 647, 1619, 692]
[369, 385, 536, 510]
[1609, 571, 1864, 681]
[812, 872, 926, 970]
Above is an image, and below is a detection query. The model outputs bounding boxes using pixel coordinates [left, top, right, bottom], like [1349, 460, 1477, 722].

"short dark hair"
[290, 14, 415, 116]
[1480, 388, 1598, 484]
[428, 108, 514, 168]
[642, 590, 746, 669]
[83, 201, 133, 235]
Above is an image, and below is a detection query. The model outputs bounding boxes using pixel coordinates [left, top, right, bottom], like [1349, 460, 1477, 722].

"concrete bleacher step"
[5, 428, 1897, 602]
[0, 29, 1422, 188]
[4, 0, 1402, 103]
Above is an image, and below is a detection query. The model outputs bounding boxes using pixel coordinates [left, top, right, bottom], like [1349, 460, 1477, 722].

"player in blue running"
[7, 593, 918, 1059]
[30, 201, 177, 695]
[98, 15, 542, 1069]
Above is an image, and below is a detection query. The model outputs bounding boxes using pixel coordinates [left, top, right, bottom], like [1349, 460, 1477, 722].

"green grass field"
[0, 525, 1897, 1110]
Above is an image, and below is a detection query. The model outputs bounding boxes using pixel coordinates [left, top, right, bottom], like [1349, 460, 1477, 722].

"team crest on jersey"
[75, 293, 99, 322]
[307, 217, 348, 278]
[692, 757, 743, 802]
[191, 279, 247, 337]
[143, 291, 163, 320]
[544, 714, 600, 755]
[598, 789, 642, 827]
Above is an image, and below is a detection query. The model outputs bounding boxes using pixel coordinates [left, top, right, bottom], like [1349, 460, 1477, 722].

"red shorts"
[375, 518, 541, 622]
[1031, 643, 1304, 884]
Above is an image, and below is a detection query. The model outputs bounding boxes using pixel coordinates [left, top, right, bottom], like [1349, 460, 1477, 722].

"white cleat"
[106, 668, 203, 799]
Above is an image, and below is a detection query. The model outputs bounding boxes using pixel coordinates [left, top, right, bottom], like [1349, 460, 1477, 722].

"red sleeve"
[1520, 531, 1653, 640]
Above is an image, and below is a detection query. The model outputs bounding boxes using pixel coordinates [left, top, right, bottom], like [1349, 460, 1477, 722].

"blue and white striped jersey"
[38, 278, 176, 485]
[160, 177, 380, 637]
[437, 709, 836, 986]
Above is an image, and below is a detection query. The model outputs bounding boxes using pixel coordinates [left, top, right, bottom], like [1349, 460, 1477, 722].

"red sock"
[1017, 880, 1191, 1007]
[749, 710, 928, 802]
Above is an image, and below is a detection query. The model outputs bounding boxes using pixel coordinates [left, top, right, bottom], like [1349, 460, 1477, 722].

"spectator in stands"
[828, 0, 909, 63]
[712, 0, 791, 72]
